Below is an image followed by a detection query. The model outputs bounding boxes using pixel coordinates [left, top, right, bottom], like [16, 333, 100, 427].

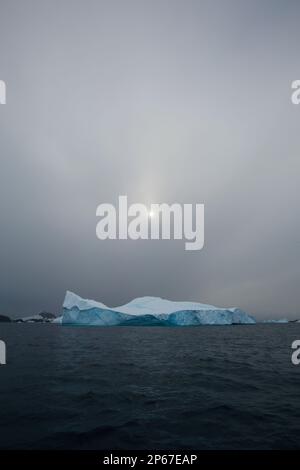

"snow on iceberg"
[52, 315, 63, 324]
[61, 291, 256, 326]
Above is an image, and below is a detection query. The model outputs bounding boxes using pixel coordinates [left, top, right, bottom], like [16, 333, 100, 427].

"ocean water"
[0, 323, 300, 449]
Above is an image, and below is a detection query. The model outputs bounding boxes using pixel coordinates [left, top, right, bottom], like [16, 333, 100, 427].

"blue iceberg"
[60, 291, 256, 326]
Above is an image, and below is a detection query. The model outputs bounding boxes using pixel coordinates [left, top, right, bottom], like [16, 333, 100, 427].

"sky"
[0, 0, 299, 319]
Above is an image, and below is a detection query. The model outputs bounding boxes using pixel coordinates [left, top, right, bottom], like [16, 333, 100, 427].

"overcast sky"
[0, 0, 299, 319]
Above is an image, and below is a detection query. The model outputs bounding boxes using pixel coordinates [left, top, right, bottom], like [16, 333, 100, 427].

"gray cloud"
[0, 0, 299, 318]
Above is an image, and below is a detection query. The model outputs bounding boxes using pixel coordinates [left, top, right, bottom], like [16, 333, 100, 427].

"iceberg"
[61, 291, 256, 326]
[262, 319, 289, 324]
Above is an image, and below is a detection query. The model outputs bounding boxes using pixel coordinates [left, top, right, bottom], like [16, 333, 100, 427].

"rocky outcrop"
[15, 312, 56, 323]
[0, 314, 11, 322]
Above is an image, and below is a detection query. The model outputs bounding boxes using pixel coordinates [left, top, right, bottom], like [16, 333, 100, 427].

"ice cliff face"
[61, 291, 256, 326]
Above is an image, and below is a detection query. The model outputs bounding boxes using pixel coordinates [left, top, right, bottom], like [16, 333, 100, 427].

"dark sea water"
[1, 323, 300, 450]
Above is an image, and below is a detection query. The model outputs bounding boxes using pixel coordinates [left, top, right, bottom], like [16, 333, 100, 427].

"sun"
[148, 210, 154, 218]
